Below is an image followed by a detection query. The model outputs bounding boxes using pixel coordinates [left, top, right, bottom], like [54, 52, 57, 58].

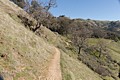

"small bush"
[95, 66, 111, 76]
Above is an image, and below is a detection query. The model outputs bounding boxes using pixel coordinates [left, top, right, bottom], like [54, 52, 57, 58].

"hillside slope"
[1, 0, 119, 80]
[36, 13, 120, 80]
[37, 24, 103, 80]
[0, 0, 62, 80]
[0, 0, 102, 80]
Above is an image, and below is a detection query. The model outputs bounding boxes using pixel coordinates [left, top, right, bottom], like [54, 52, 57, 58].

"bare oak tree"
[72, 27, 92, 55]
[96, 39, 107, 58]
[44, 0, 57, 12]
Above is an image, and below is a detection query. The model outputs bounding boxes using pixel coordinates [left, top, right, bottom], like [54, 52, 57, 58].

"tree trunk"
[99, 48, 102, 58]
[78, 47, 82, 55]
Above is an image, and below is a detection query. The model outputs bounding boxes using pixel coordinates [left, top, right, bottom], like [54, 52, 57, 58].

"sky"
[48, 0, 120, 21]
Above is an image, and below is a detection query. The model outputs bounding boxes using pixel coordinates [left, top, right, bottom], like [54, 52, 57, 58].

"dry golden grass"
[37, 24, 103, 80]
[1, 0, 119, 80]
[0, 0, 56, 79]
[60, 50, 103, 80]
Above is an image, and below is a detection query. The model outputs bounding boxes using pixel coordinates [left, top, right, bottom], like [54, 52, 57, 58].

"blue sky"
[49, 0, 120, 20]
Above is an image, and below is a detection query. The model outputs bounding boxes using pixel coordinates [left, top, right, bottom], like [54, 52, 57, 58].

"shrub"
[95, 66, 111, 76]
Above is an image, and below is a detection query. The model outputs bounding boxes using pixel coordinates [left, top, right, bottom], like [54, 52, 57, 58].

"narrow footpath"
[46, 47, 62, 80]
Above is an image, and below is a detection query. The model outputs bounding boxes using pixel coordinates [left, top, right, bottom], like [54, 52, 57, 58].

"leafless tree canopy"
[72, 27, 92, 55]
[44, 0, 57, 12]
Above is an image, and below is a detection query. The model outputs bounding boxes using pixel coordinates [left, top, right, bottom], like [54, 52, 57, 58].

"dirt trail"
[46, 47, 62, 80]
